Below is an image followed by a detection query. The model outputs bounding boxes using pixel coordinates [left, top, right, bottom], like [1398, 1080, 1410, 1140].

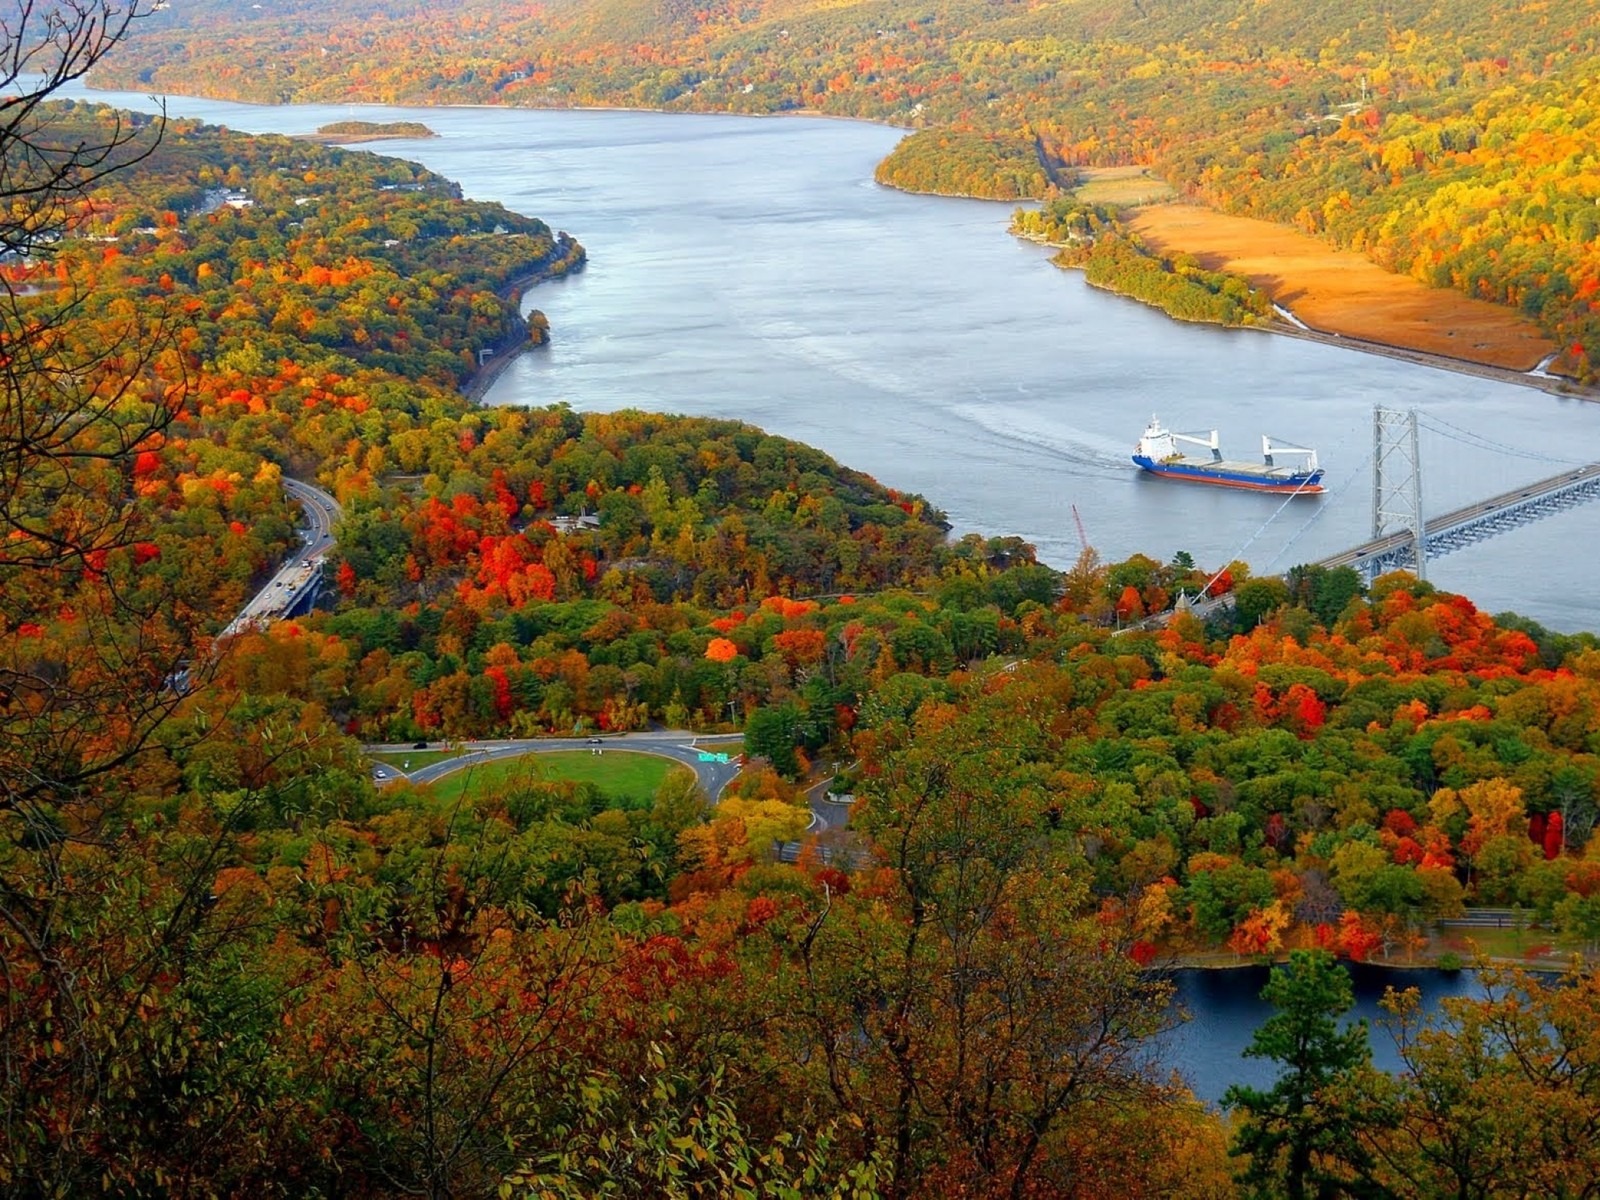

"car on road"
[586, 737, 603, 744]
[413, 740, 428, 749]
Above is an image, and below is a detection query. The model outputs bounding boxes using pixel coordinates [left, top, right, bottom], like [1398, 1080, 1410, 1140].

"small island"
[298, 120, 437, 143]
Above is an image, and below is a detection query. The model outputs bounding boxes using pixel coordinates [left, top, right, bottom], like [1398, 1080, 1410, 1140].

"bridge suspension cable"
[1415, 412, 1585, 468]
[1195, 464, 1329, 596]
[1261, 448, 1375, 573]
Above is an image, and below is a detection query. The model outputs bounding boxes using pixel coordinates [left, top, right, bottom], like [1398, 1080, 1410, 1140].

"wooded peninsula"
[6, 3, 1600, 1198]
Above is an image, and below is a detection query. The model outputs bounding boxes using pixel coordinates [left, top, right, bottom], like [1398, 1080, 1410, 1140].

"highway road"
[221, 477, 344, 639]
[283, 476, 342, 559]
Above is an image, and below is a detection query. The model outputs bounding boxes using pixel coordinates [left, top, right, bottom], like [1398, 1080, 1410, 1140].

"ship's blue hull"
[1132, 455, 1324, 494]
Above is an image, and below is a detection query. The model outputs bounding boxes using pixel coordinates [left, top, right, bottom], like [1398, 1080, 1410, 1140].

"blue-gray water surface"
[71, 83, 1600, 632]
[67, 83, 1553, 1095]
[1163, 964, 1487, 1106]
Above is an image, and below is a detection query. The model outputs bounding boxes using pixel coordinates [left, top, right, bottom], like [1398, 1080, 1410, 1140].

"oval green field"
[424, 750, 692, 807]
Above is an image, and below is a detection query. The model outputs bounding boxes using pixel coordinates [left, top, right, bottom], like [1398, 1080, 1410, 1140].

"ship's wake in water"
[949, 399, 1128, 480]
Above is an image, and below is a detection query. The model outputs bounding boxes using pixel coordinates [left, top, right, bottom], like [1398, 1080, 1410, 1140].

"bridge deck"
[1318, 462, 1600, 576]
[218, 478, 342, 642]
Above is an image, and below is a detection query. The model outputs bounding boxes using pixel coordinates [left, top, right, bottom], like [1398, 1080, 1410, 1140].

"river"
[70, 84, 1600, 632]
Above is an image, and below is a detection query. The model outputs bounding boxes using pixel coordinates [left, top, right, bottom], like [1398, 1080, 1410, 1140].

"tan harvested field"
[1127, 203, 1562, 375]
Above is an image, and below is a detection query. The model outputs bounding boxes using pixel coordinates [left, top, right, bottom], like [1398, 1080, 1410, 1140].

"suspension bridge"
[1166, 407, 1600, 623]
[1316, 460, 1600, 578]
[1235, 409, 1600, 588]
[1309, 407, 1600, 580]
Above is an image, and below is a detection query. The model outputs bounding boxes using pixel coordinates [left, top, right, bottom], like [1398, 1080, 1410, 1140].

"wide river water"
[74, 83, 1600, 632]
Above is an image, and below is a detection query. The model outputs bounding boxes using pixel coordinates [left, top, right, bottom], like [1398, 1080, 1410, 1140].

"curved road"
[367, 734, 857, 837]
[807, 776, 855, 833]
[283, 476, 342, 560]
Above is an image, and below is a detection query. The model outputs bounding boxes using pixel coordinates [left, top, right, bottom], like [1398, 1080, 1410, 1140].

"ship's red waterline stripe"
[1142, 467, 1325, 494]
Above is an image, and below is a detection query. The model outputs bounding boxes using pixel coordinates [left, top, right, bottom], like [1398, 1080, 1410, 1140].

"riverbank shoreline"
[463, 326, 531, 404]
[1124, 201, 1581, 386]
[1014, 222, 1600, 401]
[1055, 257, 1600, 403]
[294, 131, 440, 144]
[1166, 938, 1587, 977]
[460, 244, 584, 401]
[96, 83, 909, 130]
[1257, 320, 1599, 403]
[1167, 952, 1572, 974]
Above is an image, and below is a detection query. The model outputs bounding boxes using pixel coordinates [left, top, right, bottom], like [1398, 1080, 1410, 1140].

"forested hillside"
[9, 7, 1600, 1196]
[99, 0, 1600, 377]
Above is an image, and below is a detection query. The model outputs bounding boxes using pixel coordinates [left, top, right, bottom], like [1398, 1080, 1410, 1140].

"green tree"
[1285, 565, 1366, 628]
[1342, 969, 1600, 1198]
[1554, 891, 1600, 951]
[1185, 860, 1276, 941]
[1234, 577, 1291, 630]
[745, 703, 801, 778]
[1224, 950, 1374, 1199]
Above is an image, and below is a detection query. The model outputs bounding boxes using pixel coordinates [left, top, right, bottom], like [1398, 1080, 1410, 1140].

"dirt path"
[1127, 203, 1585, 391]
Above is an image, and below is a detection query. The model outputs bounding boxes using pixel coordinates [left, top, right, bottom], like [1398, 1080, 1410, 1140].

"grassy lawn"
[1432, 924, 1584, 966]
[370, 749, 461, 770]
[1072, 165, 1176, 207]
[425, 750, 690, 807]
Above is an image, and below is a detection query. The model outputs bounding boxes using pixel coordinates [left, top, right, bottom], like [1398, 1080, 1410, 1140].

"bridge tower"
[1372, 407, 1425, 581]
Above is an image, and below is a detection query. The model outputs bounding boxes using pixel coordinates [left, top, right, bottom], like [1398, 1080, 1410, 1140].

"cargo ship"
[1132, 416, 1324, 494]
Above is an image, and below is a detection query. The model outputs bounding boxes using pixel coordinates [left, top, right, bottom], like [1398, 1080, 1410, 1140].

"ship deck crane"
[1262, 435, 1319, 471]
[1170, 428, 1221, 461]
